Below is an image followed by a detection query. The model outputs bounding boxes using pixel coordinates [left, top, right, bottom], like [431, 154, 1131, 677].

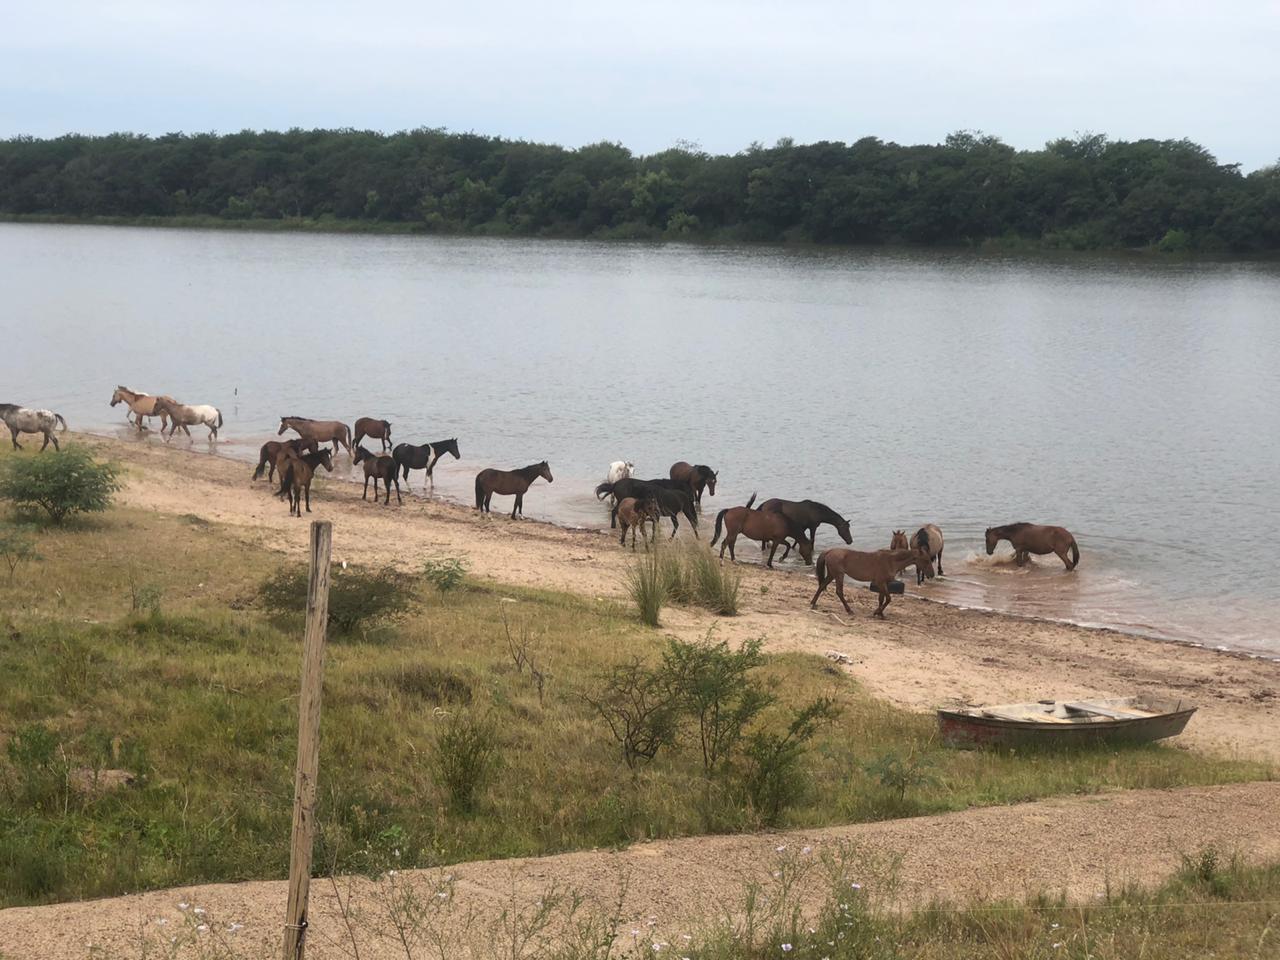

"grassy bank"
[0, 450, 1273, 908]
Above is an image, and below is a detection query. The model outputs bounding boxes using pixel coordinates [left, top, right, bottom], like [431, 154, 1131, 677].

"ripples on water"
[3, 224, 1279, 657]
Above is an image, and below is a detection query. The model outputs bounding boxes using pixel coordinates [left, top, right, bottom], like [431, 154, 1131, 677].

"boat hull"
[938, 704, 1196, 749]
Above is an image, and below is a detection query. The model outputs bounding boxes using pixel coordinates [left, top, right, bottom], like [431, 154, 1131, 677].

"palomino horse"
[253, 437, 319, 482]
[280, 448, 334, 517]
[154, 397, 223, 440]
[110, 386, 173, 432]
[711, 493, 813, 568]
[278, 416, 353, 457]
[669, 461, 718, 503]
[354, 446, 403, 505]
[595, 478, 699, 538]
[891, 524, 944, 584]
[1, 405, 68, 450]
[810, 546, 930, 618]
[985, 523, 1079, 571]
[758, 498, 852, 561]
[475, 461, 553, 519]
[393, 438, 461, 489]
[616, 496, 661, 550]
[353, 417, 392, 453]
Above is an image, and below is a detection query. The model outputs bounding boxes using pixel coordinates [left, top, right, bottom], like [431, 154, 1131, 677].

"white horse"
[603, 460, 634, 505]
[1, 405, 68, 451]
[155, 397, 223, 440]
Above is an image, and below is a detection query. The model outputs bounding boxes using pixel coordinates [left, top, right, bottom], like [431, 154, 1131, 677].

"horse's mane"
[281, 415, 316, 422]
[915, 529, 929, 550]
[994, 522, 1032, 534]
[693, 464, 715, 481]
[805, 500, 844, 525]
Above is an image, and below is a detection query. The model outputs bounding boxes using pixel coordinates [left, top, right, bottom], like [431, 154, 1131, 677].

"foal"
[280, 448, 335, 517]
[354, 445, 403, 505]
[617, 496, 661, 549]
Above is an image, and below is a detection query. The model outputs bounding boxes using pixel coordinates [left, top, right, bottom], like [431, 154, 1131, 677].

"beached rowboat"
[938, 696, 1195, 749]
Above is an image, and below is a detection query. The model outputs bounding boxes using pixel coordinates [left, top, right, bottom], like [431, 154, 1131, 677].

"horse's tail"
[1068, 538, 1080, 570]
[815, 551, 827, 584]
[252, 449, 268, 481]
[475, 473, 484, 509]
[278, 462, 295, 499]
[216, 408, 224, 429]
[594, 482, 614, 501]
[745, 492, 757, 510]
[710, 508, 728, 546]
[55, 413, 68, 432]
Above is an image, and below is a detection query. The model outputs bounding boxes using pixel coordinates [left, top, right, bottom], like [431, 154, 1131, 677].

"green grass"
[0, 462, 1272, 907]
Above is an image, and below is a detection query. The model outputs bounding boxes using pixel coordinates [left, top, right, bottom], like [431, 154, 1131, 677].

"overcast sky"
[3, 1, 1277, 170]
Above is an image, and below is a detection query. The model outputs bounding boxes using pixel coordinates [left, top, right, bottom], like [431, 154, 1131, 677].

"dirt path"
[4, 781, 1277, 959]
[91, 433, 1280, 763]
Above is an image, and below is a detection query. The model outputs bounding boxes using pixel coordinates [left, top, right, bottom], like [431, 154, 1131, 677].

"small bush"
[584, 658, 680, 770]
[742, 697, 842, 825]
[864, 749, 940, 802]
[4, 723, 70, 811]
[128, 581, 163, 616]
[1158, 227, 1193, 253]
[626, 548, 668, 626]
[0, 446, 121, 524]
[258, 564, 415, 635]
[432, 711, 498, 814]
[422, 556, 468, 596]
[0, 524, 39, 582]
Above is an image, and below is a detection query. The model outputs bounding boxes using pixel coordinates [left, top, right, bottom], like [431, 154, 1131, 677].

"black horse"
[595, 479, 699, 538]
[757, 498, 853, 562]
[392, 438, 460, 488]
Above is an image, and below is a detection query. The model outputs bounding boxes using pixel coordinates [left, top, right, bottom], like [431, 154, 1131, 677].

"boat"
[938, 696, 1195, 749]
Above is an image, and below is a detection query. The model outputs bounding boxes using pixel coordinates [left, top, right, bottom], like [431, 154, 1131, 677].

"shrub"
[742, 698, 842, 825]
[422, 557, 468, 596]
[625, 548, 668, 626]
[432, 711, 498, 814]
[0, 524, 39, 582]
[0, 446, 121, 524]
[1158, 227, 1193, 253]
[4, 723, 70, 811]
[659, 541, 741, 615]
[864, 749, 940, 802]
[584, 658, 680, 770]
[258, 563, 414, 635]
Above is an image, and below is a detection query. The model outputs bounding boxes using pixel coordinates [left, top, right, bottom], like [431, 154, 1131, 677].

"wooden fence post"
[282, 520, 333, 960]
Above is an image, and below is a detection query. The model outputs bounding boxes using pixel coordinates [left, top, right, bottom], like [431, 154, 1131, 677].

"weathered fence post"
[282, 520, 333, 960]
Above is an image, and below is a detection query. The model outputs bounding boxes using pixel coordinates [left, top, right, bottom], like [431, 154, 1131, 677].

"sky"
[2, 1, 1277, 171]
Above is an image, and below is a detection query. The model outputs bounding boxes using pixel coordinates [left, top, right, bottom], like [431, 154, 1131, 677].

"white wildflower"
[782, 945, 793, 953]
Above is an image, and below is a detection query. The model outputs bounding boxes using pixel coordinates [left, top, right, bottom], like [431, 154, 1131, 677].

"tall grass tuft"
[658, 540, 742, 615]
[626, 547, 669, 626]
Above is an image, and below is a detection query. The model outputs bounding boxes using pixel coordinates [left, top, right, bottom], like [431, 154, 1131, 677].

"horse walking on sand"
[393, 438, 461, 489]
[110, 386, 173, 432]
[810, 546, 930, 619]
[758, 498, 852, 562]
[595, 478, 699, 538]
[279, 448, 334, 517]
[616, 496, 661, 550]
[154, 397, 223, 440]
[253, 438, 318, 482]
[475, 461, 553, 519]
[353, 417, 393, 453]
[354, 446, 403, 505]
[986, 523, 1079, 571]
[711, 493, 813, 568]
[1, 405, 68, 451]
[669, 461, 718, 504]
[891, 524, 945, 584]
[278, 416, 353, 457]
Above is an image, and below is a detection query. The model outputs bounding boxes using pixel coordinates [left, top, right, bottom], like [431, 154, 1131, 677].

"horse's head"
[914, 545, 936, 579]
[984, 528, 998, 555]
[278, 418, 290, 436]
[382, 420, 392, 440]
[640, 498, 661, 521]
[319, 449, 335, 472]
[353, 445, 371, 464]
[890, 530, 908, 550]
[110, 387, 124, 407]
[538, 461, 554, 483]
[703, 467, 718, 497]
[797, 536, 815, 565]
[836, 517, 853, 544]
[444, 439, 461, 460]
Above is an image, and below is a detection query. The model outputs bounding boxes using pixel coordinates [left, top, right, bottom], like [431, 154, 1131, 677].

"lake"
[4, 222, 1279, 657]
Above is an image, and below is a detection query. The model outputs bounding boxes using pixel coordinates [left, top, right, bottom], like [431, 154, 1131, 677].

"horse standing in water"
[253, 438, 319, 482]
[891, 524, 945, 584]
[154, 397, 223, 440]
[278, 416, 353, 458]
[355, 445, 403, 505]
[985, 523, 1079, 571]
[595, 478, 699, 538]
[711, 493, 813, 568]
[110, 386, 173, 432]
[475, 461, 553, 519]
[810, 546, 930, 618]
[1, 406, 68, 450]
[353, 417, 393, 453]
[279, 448, 334, 517]
[758, 498, 852, 561]
[393, 438, 461, 489]
[669, 461, 718, 503]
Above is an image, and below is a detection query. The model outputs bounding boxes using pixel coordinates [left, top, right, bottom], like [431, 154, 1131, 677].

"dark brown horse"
[985, 523, 1079, 571]
[475, 461, 553, 519]
[280, 448, 334, 517]
[710, 493, 813, 568]
[810, 547, 929, 618]
[669, 461, 718, 504]
[253, 437, 319, 482]
[353, 417, 393, 453]
[758, 498, 852, 561]
[354, 445, 402, 505]
[278, 416, 353, 457]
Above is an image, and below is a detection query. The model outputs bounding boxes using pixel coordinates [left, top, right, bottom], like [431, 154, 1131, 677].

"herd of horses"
[0, 387, 1081, 618]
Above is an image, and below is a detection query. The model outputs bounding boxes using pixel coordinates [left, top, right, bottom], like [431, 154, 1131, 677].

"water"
[3, 223, 1279, 657]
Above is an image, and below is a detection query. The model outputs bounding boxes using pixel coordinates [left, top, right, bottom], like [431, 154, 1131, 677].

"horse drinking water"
[985, 523, 1080, 571]
[475, 461, 553, 519]
[891, 525, 944, 584]
[758, 498, 852, 562]
[710, 493, 813, 568]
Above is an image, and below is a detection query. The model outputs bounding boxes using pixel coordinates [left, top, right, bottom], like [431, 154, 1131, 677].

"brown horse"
[669, 461, 718, 503]
[280, 448, 334, 517]
[985, 523, 1079, 571]
[891, 524, 944, 584]
[278, 416, 353, 457]
[475, 461, 553, 519]
[710, 493, 813, 568]
[354, 445, 402, 505]
[253, 437, 319, 482]
[110, 386, 173, 432]
[810, 547, 929, 618]
[353, 417, 393, 453]
[617, 496, 661, 550]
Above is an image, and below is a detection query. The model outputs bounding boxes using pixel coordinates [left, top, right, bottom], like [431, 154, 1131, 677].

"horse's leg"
[362, 475, 370, 500]
[669, 514, 679, 539]
[511, 493, 521, 520]
[766, 541, 778, 569]
[1054, 546, 1072, 570]
[727, 534, 736, 563]
[620, 522, 627, 547]
[393, 476, 402, 505]
[778, 540, 793, 562]
[8, 426, 19, 450]
[610, 503, 619, 528]
[39, 431, 51, 451]
[809, 573, 830, 608]
[835, 574, 855, 615]
[305, 481, 312, 513]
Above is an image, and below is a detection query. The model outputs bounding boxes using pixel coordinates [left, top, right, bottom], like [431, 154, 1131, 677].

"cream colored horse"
[110, 386, 173, 432]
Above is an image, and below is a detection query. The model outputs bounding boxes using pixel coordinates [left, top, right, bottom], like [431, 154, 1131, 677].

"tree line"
[1, 127, 1278, 251]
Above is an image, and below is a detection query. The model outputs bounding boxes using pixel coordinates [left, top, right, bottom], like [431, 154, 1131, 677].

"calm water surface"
[4, 223, 1279, 656]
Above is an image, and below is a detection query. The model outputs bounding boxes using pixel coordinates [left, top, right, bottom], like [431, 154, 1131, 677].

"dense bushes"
[3, 128, 1278, 250]
[257, 563, 415, 635]
[0, 446, 121, 524]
